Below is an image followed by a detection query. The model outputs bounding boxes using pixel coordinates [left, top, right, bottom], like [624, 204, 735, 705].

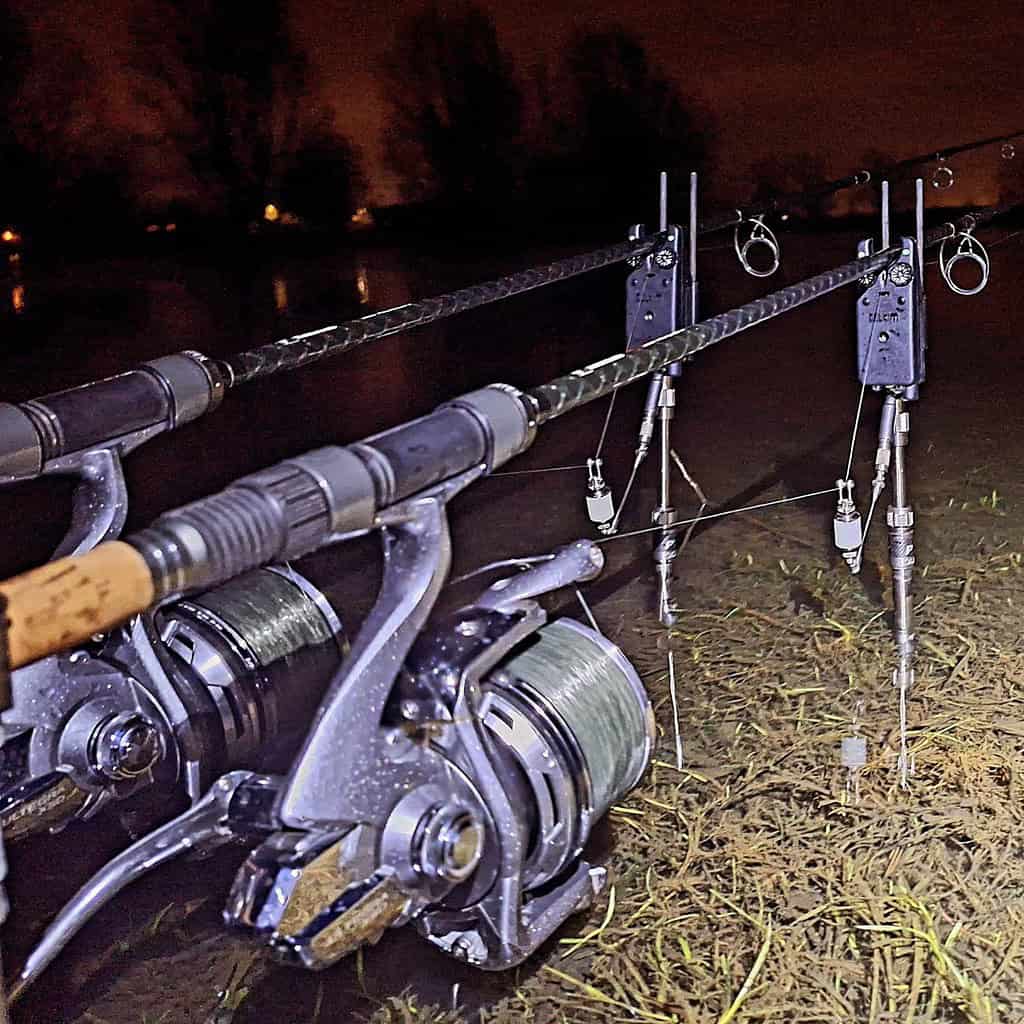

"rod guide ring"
[939, 231, 990, 296]
[733, 216, 780, 278]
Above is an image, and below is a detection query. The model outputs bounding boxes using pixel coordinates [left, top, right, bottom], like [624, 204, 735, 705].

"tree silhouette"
[279, 115, 365, 229]
[132, 0, 348, 227]
[748, 152, 831, 219]
[383, 3, 524, 208]
[532, 28, 706, 221]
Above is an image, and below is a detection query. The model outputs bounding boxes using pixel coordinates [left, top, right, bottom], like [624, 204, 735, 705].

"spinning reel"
[0, 351, 350, 838]
[226, 582, 652, 971]
[0, 564, 347, 840]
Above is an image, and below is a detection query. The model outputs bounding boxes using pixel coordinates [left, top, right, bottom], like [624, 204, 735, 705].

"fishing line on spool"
[495, 618, 650, 817]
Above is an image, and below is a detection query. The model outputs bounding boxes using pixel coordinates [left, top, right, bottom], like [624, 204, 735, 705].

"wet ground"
[2, 221, 1024, 1022]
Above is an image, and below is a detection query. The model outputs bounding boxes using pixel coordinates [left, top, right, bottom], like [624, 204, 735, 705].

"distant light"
[356, 267, 370, 304]
[11, 285, 24, 314]
[145, 224, 160, 234]
[165, 223, 177, 233]
[350, 207, 374, 228]
[1, 228, 21, 244]
[264, 203, 280, 223]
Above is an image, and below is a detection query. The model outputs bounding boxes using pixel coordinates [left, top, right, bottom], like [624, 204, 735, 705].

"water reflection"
[272, 275, 288, 313]
[8, 251, 23, 315]
[356, 265, 370, 304]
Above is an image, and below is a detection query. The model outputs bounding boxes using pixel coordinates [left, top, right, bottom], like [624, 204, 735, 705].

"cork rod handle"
[0, 542, 154, 669]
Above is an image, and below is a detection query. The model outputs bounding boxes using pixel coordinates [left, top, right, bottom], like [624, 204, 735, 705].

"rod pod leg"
[886, 397, 916, 786]
[653, 377, 680, 626]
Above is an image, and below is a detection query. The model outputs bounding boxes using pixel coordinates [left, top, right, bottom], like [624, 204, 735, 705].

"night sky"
[298, 0, 1024, 204]
[23, 0, 1024, 205]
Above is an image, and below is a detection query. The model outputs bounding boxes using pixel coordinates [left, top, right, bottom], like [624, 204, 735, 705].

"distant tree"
[132, 0, 334, 227]
[748, 152, 831, 219]
[383, 3, 524, 208]
[279, 115, 364, 228]
[0, 6, 127, 237]
[533, 28, 705, 221]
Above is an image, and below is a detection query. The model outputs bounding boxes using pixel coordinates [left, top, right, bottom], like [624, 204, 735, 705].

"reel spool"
[224, 613, 654, 971]
[159, 565, 346, 770]
[480, 617, 654, 890]
[0, 566, 346, 839]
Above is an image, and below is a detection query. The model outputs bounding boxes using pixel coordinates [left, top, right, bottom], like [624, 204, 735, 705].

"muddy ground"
[3, 222, 1024, 1022]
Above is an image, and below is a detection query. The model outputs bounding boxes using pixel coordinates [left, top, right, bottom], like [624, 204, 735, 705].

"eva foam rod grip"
[0, 542, 154, 669]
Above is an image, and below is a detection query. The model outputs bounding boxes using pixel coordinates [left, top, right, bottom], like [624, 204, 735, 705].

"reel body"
[227, 608, 653, 971]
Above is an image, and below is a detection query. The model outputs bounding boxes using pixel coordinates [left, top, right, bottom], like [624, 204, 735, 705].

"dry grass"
[65, 495, 1024, 1024]
[448, 502, 1024, 1023]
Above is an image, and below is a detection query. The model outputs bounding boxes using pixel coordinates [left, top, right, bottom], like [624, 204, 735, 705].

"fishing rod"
[699, 125, 1024, 237]
[699, 170, 872, 236]
[7, 188, 1024, 668]
[0, 233, 667, 522]
[0, 243, 899, 673]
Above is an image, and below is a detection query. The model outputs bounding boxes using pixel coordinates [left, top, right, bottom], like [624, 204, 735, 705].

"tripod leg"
[887, 398, 916, 786]
[653, 378, 679, 626]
